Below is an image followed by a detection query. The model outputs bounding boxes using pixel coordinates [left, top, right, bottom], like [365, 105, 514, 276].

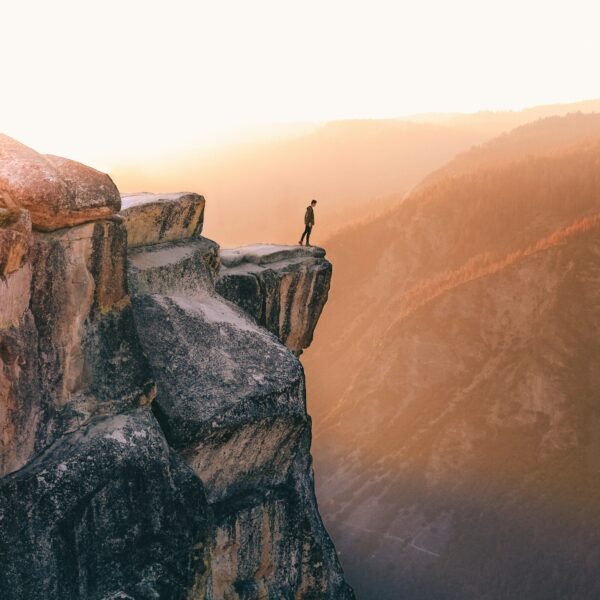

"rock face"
[0, 208, 31, 277]
[0, 137, 351, 599]
[120, 192, 205, 248]
[0, 134, 120, 231]
[0, 216, 154, 477]
[127, 232, 352, 598]
[0, 411, 211, 600]
[217, 244, 332, 354]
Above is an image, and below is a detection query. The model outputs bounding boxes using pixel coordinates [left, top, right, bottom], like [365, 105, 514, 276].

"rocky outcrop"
[0, 138, 351, 599]
[127, 232, 352, 598]
[0, 410, 211, 600]
[0, 216, 155, 477]
[120, 192, 205, 248]
[216, 244, 332, 354]
[0, 134, 120, 231]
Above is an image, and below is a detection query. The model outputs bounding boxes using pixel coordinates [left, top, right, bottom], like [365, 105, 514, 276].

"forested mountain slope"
[303, 133, 600, 599]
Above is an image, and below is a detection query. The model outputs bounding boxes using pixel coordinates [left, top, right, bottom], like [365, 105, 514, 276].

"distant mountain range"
[303, 113, 600, 599]
[110, 99, 600, 247]
[419, 111, 600, 190]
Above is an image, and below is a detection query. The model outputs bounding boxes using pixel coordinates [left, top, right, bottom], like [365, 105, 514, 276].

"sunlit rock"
[0, 218, 154, 477]
[0, 208, 31, 277]
[0, 134, 120, 231]
[120, 192, 205, 248]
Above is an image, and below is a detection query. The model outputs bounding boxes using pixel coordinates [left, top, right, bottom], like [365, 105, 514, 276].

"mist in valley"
[109, 101, 600, 598]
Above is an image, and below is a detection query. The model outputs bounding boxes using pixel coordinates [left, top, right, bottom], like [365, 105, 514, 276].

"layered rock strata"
[0, 138, 352, 599]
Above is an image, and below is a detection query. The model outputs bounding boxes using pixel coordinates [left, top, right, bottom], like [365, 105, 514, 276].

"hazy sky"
[2, 0, 599, 167]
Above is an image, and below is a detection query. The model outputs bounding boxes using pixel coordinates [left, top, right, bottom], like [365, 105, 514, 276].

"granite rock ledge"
[217, 244, 332, 355]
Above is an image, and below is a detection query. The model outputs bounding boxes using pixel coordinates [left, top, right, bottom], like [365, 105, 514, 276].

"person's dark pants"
[300, 224, 312, 245]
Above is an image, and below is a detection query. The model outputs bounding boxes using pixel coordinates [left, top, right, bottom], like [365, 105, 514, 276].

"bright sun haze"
[1, 0, 599, 168]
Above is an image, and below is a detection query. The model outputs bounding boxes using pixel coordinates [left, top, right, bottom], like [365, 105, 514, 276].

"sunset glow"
[4, 2, 600, 598]
[2, 0, 600, 168]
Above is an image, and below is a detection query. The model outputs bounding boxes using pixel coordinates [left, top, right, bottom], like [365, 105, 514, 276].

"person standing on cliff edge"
[299, 199, 317, 246]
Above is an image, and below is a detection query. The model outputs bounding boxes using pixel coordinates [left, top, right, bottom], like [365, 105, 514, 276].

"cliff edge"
[0, 135, 353, 599]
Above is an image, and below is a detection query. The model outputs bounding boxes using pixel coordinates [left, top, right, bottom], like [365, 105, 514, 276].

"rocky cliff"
[0, 135, 353, 600]
[216, 245, 332, 355]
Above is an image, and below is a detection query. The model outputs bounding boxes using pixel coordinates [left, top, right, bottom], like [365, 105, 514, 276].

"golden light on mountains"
[3, 1, 600, 598]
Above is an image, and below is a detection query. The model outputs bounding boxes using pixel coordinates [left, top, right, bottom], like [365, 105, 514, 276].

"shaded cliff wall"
[124, 195, 350, 598]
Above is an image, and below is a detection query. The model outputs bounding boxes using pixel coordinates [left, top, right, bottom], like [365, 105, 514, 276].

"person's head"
[311, 199, 317, 207]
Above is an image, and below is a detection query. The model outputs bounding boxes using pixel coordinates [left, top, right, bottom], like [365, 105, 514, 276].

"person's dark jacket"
[305, 205, 315, 226]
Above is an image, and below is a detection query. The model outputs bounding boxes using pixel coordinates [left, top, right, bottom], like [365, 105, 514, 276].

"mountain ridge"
[303, 121, 600, 598]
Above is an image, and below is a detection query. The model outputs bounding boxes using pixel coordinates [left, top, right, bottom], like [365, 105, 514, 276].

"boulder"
[0, 134, 120, 231]
[133, 292, 307, 500]
[0, 410, 211, 600]
[120, 192, 205, 248]
[217, 244, 332, 354]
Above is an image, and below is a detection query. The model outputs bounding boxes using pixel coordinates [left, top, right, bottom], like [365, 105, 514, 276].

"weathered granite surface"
[0, 134, 120, 231]
[0, 136, 350, 600]
[127, 237, 219, 297]
[217, 244, 332, 354]
[0, 218, 155, 477]
[133, 292, 307, 501]
[0, 411, 211, 600]
[127, 235, 352, 598]
[120, 192, 205, 248]
[0, 208, 31, 277]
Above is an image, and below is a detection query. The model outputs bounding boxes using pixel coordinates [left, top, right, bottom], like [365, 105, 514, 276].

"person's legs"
[299, 225, 310, 244]
[306, 225, 312, 245]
